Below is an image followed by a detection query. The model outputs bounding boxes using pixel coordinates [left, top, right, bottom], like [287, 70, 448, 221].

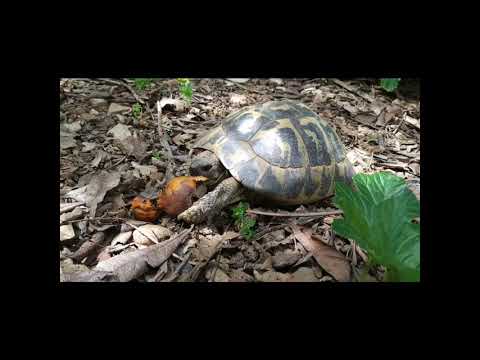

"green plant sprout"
[177, 78, 193, 103]
[232, 202, 256, 240]
[380, 78, 401, 92]
[134, 78, 153, 90]
[151, 151, 163, 161]
[132, 103, 143, 119]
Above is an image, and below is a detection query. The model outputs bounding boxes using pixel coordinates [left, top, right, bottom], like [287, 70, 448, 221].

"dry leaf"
[91, 150, 108, 168]
[60, 224, 76, 241]
[355, 113, 377, 124]
[226, 78, 250, 83]
[108, 123, 132, 141]
[60, 206, 86, 223]
[70, 232, 106, 262]
[131, 162, 158, 178]
[60, 201, 85, 214]
[229, 269, 255, 282]
[85, 171, 121, 217]
[92, 228, 191, 282]
[111, 193, 126, 211]
[172, 133, 193, 146]
[268, 78, 283, 85]
[207, 268, 230, 282]
[291, 225, 351, 282]
[404, 115, 420, 129]
[254, 270, 291, 282]
[112, 231, 133, 246]
[230, 93, 248, 105]
[272, 249, 302, 269]
[132, 225, 172, 246]
[60, 121, 82, 134]
[157, 176, 208, 216]
[198, 234, 224, 259]
[81, 142, 97, 152]
[108, 103, 131, 114]
[287, 267, 318, 282]
[60, 136, 77, 150]
[117, 135, 148, 161]
[60, 259, 90, 282]
[159, 98, 185, 112]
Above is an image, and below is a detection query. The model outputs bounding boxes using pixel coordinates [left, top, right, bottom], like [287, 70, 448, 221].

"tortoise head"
[190, 150, 226, 181]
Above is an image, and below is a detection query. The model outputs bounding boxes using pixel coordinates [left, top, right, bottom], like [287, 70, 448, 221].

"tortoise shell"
[194, 100, 354, 204]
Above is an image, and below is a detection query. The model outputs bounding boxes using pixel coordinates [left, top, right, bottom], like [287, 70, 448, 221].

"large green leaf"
[380, 78, 401, 92]
[332, 172, 420, 282]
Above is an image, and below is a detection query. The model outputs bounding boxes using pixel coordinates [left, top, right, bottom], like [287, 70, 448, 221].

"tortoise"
[177, 100, 355, 224]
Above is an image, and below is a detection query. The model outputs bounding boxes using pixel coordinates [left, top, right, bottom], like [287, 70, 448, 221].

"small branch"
[393, 112, 406, 135]
[251, 224, 290, 242]
[247, 209, 343, 217]
[156, 101, 176, 181]
[223, 79, 266, 95]
[162, 252, 192, 282]
[60, 202, 86, 215]
[106, 155, 128, 170]
[70, 232, 106, 262]
[331, 79, 374, 103]
[97, 78, 146, 105]
[127, 223, 161, 244]
[156, 101, 175, 161]
[61, 216, 129, 225]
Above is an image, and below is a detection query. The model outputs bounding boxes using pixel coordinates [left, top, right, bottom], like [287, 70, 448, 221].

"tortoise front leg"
[177, 177, 244, 224]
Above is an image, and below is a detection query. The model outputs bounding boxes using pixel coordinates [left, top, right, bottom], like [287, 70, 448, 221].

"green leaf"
[232, 202, 247, 221]
[332, 172, 420, 282]
[231, 202, 256, 239]
[132, 103, 142, 119]
[134, 78, 153, 90]
[177, 78, 193, 103]
[380, 78, 401, 92]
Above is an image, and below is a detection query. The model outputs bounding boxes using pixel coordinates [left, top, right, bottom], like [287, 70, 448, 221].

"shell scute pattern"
[194, 101, 354, 204]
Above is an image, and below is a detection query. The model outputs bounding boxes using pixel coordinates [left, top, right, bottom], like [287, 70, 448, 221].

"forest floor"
[60, 78, 420, 282]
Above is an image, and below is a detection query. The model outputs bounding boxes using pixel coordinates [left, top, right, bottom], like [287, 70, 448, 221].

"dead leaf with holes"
[291, 224, 351, 282]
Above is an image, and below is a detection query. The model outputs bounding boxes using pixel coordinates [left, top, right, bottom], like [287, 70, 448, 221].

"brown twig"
[60, 202, 86, 215]
[393, 112, 406, 134]
[127, 223, 161, 244]
[156, 100, 176, 181]
[156, 101, 175, 160]
[251, 224, 290, 242]
[247, 209, 343, 217]
[223, 79, 266, 95]
[331, 79, 374, 103]
[62, 217, 130, 224]
[70, 232, 106, 262]
[388, 148, 418, 159]
[96, 78, 146, 105]
[162, 252, 192, 282]
[187, 235, 229, 282]
[106, 155, 128, 170]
